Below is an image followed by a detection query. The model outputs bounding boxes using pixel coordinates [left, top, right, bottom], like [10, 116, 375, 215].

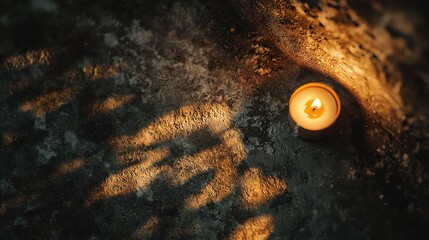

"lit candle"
[288, 82, 341, 140]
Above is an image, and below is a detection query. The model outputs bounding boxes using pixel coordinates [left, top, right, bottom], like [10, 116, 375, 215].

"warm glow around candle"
[289, 83, 341, 131]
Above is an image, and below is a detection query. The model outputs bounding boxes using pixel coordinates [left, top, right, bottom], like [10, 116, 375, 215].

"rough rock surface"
[238, 0, 418, 133]
[0, 0, 428, 239]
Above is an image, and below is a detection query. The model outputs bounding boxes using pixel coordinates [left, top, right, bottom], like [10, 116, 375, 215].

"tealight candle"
[288, 82, 341, 140]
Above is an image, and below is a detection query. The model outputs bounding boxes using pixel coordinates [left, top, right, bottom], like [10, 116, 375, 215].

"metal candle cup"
[288, 82, 341, 141]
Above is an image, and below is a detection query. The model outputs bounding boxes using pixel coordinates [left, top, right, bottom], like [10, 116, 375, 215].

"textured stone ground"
[0, 0, 428, 239]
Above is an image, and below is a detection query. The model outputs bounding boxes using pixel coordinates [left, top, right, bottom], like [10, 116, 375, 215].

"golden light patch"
[3, 50, 51, 70]
[19, 87, 74, 117]
[86, 102, 244, 208]
[1, 132, 23, 146]
[172, 129, 246, 185]
[184, 162, 237, 209]
[50, 157, 85, 179]
[85, 163, 166, 206]
[5, 78, 32, 95]
[115, 148, 170, 166]
[227, 214, 274, 240]
[183, 129, 246, 209]
[240, 168, 287, 211]
[118, 102, 233, 147]
[220, 128, 246, 156]
[169, 153, 212, 187]
[132, 215, 161, 239]
[0, 194, 39, 215]
[81, 65, 119, 81]
[89, 94, 135, 115]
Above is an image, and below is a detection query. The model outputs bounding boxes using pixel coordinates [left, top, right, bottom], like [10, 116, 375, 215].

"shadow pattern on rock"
[0, 0, 428, 239]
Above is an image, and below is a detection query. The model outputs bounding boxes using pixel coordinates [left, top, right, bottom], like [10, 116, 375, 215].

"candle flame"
[311, 98, 322, 110]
